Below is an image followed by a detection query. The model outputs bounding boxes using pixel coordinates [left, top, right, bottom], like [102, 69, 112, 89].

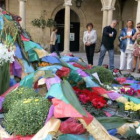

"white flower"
[0, 43, 15, 66]
[136, 126, 140, 135]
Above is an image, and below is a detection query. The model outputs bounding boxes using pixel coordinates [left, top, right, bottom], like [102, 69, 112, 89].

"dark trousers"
[51, 43, 60, 57]
[85, 44, 95, 65]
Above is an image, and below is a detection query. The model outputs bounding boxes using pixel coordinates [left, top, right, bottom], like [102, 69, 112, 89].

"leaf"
[44, 70, 55, 78]
[61, 80, 87, 116]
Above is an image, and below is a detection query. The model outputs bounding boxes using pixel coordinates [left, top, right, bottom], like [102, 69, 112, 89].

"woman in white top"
[119, 20, 136, 72]
[83, 23, 97, 65]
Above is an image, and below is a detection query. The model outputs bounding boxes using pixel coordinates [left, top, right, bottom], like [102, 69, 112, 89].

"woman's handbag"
[126, 44, 134, 51]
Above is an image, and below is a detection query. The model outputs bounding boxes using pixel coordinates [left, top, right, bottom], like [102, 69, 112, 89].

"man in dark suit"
[98, 20, 118, 70]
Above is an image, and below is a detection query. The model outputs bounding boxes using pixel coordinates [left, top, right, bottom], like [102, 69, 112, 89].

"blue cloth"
[119, 27, 136, 52]
[98, 45, 114, 70]
[0, 16, 4, 30]
[23, 60, 34, 73]
[38, 65, 63, 74]
[43, 134, 53, 140]
[42, 56, 61, 64]
[15, 43, 23, 59]
[61, 56, 79, 62]
[108, 129, 117, 136]
[58, 134, 95, 140]
[84, 76, 100, 88]
[124, 95, 140, 104]
[9, 77, 17, 87]
[130, 84, 140, 90]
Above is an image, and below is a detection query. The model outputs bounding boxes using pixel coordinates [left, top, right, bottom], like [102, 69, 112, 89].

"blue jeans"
[98, 45, 114, 70]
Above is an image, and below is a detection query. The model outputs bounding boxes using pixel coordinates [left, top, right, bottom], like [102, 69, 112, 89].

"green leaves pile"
[3, 87, 40, 112]
[4, 97, 51, 136]
[85, 66, 114, 84]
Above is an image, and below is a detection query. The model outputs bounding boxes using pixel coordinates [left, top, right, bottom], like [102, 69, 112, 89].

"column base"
[61, 50, 71, 55]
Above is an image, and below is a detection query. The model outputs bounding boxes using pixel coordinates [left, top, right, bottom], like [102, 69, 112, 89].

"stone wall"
[5, 0, 137, 52]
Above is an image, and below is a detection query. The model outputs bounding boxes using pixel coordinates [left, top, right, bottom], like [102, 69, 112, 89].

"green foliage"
[46, 18, 56, 28]
[31, 10, 56, 29]
[82, 102, 106, 117]
[3, 87, 40, 112]
[84, 66, 114, 84]
[4, 97, 51, 136]
[122, 127, 140, 140]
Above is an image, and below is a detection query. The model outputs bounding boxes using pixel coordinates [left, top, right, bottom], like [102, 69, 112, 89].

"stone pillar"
[63, 0, 72, 54]
[19, 0, 27, 29]
[102, 7, 115, 29]
[136, 0, 140, 25]
[102, 9, 108, 30]
[108, 9, 113, 25]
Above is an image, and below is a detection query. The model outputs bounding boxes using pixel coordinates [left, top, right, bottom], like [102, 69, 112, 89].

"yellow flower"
[125, 104, 131, 111]
[23, 99, 32, 104]
[35, 99, 39, 102]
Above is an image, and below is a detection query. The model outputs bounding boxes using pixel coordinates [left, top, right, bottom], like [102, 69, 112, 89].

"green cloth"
[3, 14, 12, 21]
[124, 95, 140, 104]
[20, 73, 34, 88]
[23, 41, 42, 52]
[61, 80, 87, 116]
[97, 116, 132, 130]
[68, 69, 83, 86]
[28, 49, 39, 62]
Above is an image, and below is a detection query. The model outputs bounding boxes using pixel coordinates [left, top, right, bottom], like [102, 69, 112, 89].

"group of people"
[83, 20, 140, 73]
[50, 19, 140, 73]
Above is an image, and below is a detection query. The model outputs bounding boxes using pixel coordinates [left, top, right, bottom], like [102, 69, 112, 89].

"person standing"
[50, 27, 60, 57]
[132, 22, 140, 73]
[83, 23, 97, 65]
[119, 20, 136, 72]
[98, 20, 118, 70]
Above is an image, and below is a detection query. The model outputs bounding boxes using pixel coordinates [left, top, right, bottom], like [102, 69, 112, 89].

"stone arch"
[51, 3, 87, 51]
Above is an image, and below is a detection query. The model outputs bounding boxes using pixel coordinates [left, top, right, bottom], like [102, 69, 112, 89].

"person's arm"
[103, 27, 110, 36]
[83, 32, 87, 45]
[50, 32, 55, 45]
[90, 30, 97, 44]
[119, 30, 125, 41]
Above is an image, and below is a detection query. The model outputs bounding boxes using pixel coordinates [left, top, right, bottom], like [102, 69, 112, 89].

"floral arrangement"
[125, 102, 140, 112]
[4, 97, 51, 136]
[0, 43, 14, 66]
[3, 87, 40, 112]
[120, 87, 137, 96]
[84, 66, 114, 84]
[73, 87, 107, 109]
[39, 62, 51, 67]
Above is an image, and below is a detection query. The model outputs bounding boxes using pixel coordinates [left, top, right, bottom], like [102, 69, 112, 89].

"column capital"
[101, 7, 115, 11]
[18, 0, 27, 2]
[63, 0, 72, 6]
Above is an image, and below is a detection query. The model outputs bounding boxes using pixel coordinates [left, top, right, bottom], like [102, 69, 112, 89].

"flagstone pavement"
[72, 52, 140, 78]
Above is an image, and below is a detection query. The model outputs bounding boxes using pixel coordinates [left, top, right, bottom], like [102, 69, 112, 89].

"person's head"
[86, 23, 93, 31]
[137, 22, 140, 31]
[53, 27, 58, 33]
[110, 19, 118, 28]
[126, 20, 133, 28]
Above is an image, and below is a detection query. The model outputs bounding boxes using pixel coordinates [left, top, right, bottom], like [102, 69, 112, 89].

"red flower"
[79, 94, 90, 104]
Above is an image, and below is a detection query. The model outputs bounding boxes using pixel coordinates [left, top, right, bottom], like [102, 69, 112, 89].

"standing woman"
[50, 27, 61, 57]
[119, 20, 136, 72]
[132, 22, 140, 73]
[83, 23, 97, 65]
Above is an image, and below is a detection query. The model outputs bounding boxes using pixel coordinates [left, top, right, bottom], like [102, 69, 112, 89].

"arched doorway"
[55, 9, 80, 52]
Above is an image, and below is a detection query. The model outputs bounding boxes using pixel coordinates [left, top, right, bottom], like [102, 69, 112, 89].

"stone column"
[108, 9, 113, 25]
[136, 0, 140, 25]
[102, 9, 108, 30]
[19, 0, 27, 29]
[63, 0, 72, 54]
